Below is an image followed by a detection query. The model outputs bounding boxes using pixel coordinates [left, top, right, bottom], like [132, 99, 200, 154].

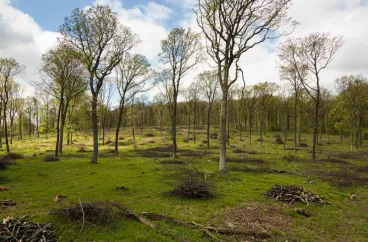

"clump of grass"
[44, 155, 60, 162]
[4, 153, 24, 160]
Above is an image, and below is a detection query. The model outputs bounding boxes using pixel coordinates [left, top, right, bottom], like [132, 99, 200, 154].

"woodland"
[0, 0, 367, 241]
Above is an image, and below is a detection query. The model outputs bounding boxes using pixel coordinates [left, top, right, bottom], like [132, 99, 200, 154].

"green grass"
[0, 128, 367, 241]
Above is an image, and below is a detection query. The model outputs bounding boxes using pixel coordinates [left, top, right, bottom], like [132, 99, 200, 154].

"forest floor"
[0, 127, 367, 241]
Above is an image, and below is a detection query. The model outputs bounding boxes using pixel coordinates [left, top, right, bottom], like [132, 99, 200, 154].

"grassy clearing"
[0, 128, 367, 241]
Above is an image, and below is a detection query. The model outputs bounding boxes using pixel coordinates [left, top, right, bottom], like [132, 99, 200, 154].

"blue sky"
[11, 0, 184, 31]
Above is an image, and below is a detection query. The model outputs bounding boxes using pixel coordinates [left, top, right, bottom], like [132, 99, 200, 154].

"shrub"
[78, 146, 88, 152]
[4, 153, 24, 160]
[145, 132, 155, 137]
[274, 135, 284, 144]
[0, 157, 16, 170]
[299, 142, 308, 147]
[167, 176, 216, 199]
[44, 155, 60, 162]
[210, 133, 218, 139]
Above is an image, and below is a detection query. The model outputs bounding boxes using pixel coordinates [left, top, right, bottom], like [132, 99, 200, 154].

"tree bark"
[91, 94, 99, 163]
[219, 89, 228, 172]
[172, 90, 178, 159]
[115, 102, 124, 154]
[3, 103, 10, 152]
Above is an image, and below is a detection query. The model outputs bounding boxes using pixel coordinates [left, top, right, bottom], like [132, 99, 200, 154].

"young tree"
[114, 54, 151, 154]
[244, 86, 258, 146]
[159, 28, 202, 158]
[99, 79, 115, 145]
[40, 44, 87, 157]
[60, 5, 137, 163]
[195, 0, 296, 172]
[254, 82, 278, 148]
[0, 58, 25, 152]
[335, 75, 368, 151]
[198, 70, 219, 148]
[7, 82, 22, 144]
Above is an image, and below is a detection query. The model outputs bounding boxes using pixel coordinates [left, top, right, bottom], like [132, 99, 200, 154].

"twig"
[79, 198, 85, 232]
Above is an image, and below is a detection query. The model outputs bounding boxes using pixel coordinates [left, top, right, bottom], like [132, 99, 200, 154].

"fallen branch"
[142, 212, 271, 240]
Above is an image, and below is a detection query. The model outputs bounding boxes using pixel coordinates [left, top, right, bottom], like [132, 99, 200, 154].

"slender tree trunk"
[10, 119, 13, 145]
[55, 97, 63, 157]
[312, 98, 319, 160]
[249, 112, 252, 146]
[219, 89, 228, 172]
[115, 102, 124, 154]
[172, 91, 178, 159]
[91, 94, 99, 164]
[193, 105, 196, 144]
[59, 102, 69, 154]
[187, 110, 190, 140]
[207, 102, 212, 149]
[294, 90, 297, 154]
[3, 103, 10, 152]
[132, 102, 135, 142]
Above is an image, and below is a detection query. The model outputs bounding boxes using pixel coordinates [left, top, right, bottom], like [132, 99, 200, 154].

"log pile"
[264, 184, 330, 205]
[0, 215, 57, 242]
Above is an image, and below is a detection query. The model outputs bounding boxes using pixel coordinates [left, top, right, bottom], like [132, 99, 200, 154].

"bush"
[210, 133, 218, 139]
[299, 142, 308, 147]
[145, 132, 155, 137]
[78, 146, 88, 152]
[4, 153, 24, 160]
[274, 135, 284, 144]
[202, 140, 208, 144]
[166, 169, 216, 199]
[0, 157, 16, 170]
[119, 137, 125, 140]
[167, 176, 216, 199]
[44, 155, 60, 162]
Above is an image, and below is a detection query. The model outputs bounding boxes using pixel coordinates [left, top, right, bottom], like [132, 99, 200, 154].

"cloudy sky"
[1, 0, 368, 97]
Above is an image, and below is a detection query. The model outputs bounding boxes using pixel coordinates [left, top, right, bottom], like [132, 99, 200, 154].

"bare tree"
[114, 54, 151, 154]
[159, 27, 203, 158]
[60, 5, 137, 163]
[0, 58, 25, 152]
[281, 33, 343, 160]
[198, 70, 219, 148]
[195, 0, 296, 172]
[99, 79, 115, 145]
[243, 86, 258, 146]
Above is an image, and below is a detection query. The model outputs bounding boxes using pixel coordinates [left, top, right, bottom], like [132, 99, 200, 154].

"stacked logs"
[264, 184, 330, 204]
[0, 215, 57, 242]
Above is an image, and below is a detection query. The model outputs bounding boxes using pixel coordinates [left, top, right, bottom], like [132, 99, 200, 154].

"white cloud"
[0, 0, 59, 96]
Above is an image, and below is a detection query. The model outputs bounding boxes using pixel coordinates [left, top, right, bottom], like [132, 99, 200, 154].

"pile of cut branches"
[49, 201, 155, 232]
[264, 184, 330, 205]
[0, 215, 57, 241]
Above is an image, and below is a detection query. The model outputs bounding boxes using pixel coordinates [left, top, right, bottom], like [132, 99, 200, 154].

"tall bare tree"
[7, 81, 22, 144]
[159, 28, 202, 158]
[60, 5, 137, 163]
[0, 58, 25, 152]
[280, 33, 343, 159]
[114, 54, 151, 154]
[195, 0, 296, 172]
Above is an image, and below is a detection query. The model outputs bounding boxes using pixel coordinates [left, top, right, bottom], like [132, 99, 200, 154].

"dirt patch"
[233, 148, 258, 155]
[213, 202, 291, 240]
[318, 170, 368, 187]
[334, 151, 368, 161]
[159, 160, 188, 165]
[227, 157, 266, 164]
[228, 166, 289, 174]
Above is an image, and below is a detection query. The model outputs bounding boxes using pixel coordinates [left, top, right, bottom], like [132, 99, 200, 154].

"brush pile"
[0, 215, 57, 242]
[264, 184, 330, 205]
[49, 201, 113, 225]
